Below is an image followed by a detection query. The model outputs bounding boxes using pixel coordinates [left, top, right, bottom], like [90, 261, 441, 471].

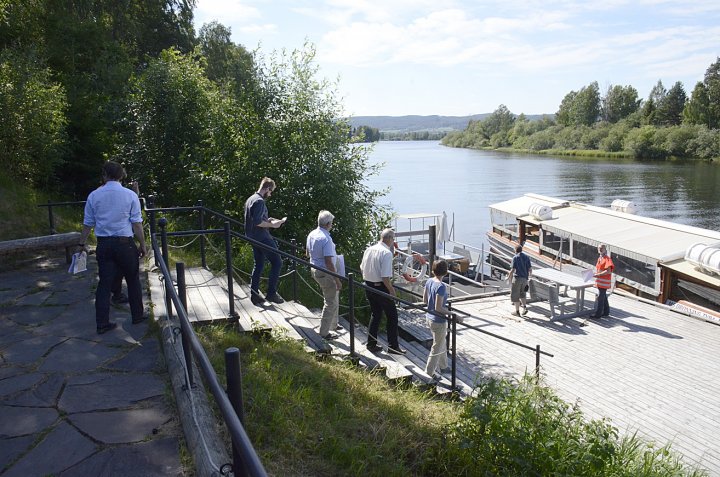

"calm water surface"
[366, 141, 720, 248]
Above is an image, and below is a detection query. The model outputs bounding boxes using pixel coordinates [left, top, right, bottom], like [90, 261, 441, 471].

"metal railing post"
[177, 262, 194, 389]
[291, 239, 298, 301]
[224, 221, 236, 318]
[536, 344, 541, 381]
[450, 304, 457, 392]
[348, 272, 355, 357]
[480, 243, 485, 281]
[47, 200, 56, 235]
[159, 218, 172, 318]
[429, 224, 437, 270]
[148, 196, 157, 266]
[198, 200, 207, 268]
[225, 347, 247, 476]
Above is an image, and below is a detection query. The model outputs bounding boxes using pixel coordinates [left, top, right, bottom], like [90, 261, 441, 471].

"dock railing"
[147, 202, 553, 387]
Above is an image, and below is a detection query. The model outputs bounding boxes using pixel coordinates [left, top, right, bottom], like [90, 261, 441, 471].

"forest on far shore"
[443, 58, 720, 160]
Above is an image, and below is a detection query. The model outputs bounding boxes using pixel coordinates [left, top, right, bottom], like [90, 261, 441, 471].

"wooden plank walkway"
[445, 292, 720, 476]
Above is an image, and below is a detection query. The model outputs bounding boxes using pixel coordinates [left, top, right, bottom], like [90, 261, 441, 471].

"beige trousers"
[312, 268, 339, 336]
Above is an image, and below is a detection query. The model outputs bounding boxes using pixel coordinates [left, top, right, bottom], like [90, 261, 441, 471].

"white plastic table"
[532, 267, 596, 319]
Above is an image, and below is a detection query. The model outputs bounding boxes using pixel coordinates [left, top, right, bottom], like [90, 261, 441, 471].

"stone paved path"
[0, 253, 185, 476]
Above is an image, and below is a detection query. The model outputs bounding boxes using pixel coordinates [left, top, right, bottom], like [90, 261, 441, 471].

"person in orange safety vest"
[591, 243, 614, 318]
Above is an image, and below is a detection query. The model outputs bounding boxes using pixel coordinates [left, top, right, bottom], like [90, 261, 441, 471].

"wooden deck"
[444, 292, 720, 475]
[149, 266, 720, 475]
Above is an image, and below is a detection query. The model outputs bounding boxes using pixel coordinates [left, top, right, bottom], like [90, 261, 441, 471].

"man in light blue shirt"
[78, 161, 148, 334]
[306, 210, 342, 339]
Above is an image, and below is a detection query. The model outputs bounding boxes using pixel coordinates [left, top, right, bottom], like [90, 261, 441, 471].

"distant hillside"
[349, 114, 551, 132]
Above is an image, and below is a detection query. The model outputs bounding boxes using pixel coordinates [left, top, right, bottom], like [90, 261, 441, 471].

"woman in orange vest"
[591, 243, 614, 318]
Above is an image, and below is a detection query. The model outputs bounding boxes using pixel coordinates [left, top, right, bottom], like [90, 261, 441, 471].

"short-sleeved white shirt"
[360, 241, 393, 282]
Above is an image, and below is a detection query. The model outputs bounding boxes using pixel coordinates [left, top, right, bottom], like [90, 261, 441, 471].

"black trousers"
[594, 287, 610, 317]
[96, 237, 143, 326]
[365, 282, 400, 349]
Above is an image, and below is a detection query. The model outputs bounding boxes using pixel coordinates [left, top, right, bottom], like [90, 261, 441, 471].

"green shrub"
[443, 375, 705, 476]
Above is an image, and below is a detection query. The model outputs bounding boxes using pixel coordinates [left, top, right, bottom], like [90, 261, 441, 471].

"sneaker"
[322, 333, 338, 340]
[250, 291, 265, 306]
[387, 347, 406, 355]
[266, 293, 284, 304]
[111, 293, 129, 304]
[336, 325, 343, 331]
[366, 344, 382, 353]
[97, 322, 118, 335]
[132, 314, 149, 324]
[521, 307, 528, 316]
[511, 310, 521, 317]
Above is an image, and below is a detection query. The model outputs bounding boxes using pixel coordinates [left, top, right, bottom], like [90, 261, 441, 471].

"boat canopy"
[663, 258, 720, 290]
[489, 193, 720, 264]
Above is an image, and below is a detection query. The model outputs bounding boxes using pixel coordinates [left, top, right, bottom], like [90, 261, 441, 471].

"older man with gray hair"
[306, 210, 342, 340]
[360, 228, 406, 354]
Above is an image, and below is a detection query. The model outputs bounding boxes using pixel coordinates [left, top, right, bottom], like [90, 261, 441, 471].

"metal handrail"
[151, 204, 552, 383]
[152, 225, 268, 477]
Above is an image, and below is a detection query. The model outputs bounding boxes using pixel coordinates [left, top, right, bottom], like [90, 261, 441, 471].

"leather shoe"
[97, 322, 118, 334]
[322, 333, 338, 340]
[366, 345, 381, 353]
[132, 314, 149, 324]
[266, 293, 284, 304]
[111, 293, 129, 304]
[387, 347, 406, 355]
[250, 292, 265, 306]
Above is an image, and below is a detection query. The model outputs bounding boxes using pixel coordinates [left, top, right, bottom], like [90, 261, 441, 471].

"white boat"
[487, 193, 720, 322]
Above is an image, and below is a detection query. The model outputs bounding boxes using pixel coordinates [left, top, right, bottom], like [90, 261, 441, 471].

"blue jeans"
[250, 236, 282, 296]
[594, 287, 610, 317]
[96, 237, 143, 326]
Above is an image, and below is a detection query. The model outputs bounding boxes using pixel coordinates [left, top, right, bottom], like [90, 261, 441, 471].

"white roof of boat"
[489, 193, 720, 263]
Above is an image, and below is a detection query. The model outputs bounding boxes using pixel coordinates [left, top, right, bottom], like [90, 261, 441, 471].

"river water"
[366, 141, 720, 248]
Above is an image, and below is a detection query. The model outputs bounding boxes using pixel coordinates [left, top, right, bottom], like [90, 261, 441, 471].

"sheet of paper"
[582, 268, 594, 282]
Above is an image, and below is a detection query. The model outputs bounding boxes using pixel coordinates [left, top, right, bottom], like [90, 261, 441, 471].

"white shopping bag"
[335, 254, 346, 277]
[68, 251, 87, 274]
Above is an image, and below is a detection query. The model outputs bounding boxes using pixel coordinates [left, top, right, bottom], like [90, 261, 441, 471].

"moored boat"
[487, 193, 720, 322]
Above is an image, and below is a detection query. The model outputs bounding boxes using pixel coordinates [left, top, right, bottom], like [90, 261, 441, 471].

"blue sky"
[193, 0, 720, 117]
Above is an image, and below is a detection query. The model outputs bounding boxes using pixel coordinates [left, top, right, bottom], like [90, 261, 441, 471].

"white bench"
[529, 278, 573, 318]
[0, 232, 82, 263]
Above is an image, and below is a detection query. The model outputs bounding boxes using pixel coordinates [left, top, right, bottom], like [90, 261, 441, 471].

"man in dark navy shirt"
[244, 177, 286, 305]
[509, 244, 532, 316]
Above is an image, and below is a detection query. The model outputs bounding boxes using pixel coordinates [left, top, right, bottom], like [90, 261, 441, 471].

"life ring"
[402, 253, 428, 283]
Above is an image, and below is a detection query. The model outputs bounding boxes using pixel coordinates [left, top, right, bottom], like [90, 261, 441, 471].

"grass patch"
[196, 326, 705, 476]
[494, 147, 634, 159]
[196, 325, 459, 476]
